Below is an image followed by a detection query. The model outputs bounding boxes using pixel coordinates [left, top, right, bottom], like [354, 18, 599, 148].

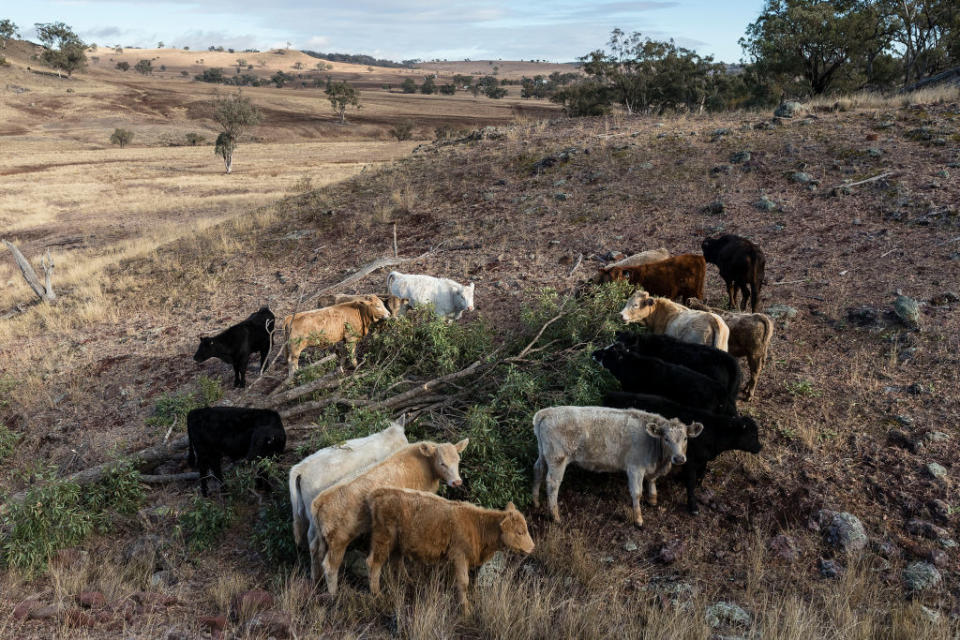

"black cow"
[187, 407, 286, 496]
[592, 346, 733, 415]
[194, 306, 275, 388]
[701, 234, 765, 312]
[604, 391, 761, 513]
[612, 332, 741, 411]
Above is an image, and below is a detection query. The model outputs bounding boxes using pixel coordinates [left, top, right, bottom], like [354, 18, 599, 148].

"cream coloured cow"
[620, 290, 729, 351]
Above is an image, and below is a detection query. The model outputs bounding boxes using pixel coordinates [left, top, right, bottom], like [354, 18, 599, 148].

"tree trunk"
[224, 153, 233, 174]
[2, 240, 55, 303]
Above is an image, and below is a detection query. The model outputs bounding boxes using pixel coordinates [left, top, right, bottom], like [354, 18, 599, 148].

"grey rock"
[707, 200, 725, 214]
[138, 506, 175, 527]
[939, 538, 956, 548]
[791, 171, 814, 184]
[925, 462, 947, 479]
[919, 606, 940, 623]
[150, 570, 178, 588]
[893, 295, 921, 330]
[554, 192, 569, 201]
[928, 292, 959, 306]
[482, 192, 496, 201]
[730, 151, 751, 164]
[875, 121, 895, 129]
[766, 304, 798, 320]
[624, 540, 638, 552]
[711, 127, 732, 138]
[712, 164, 733, 174]
[925, 431, 950, 443]
[866, 148, 883, 157]
[818, 558, 842, 578]
[767, 534, 798, 562]
[928, 549, 949, 568]
[658, 539, 685, 564]
[872, 539, 899, 559]
[928, 499, 950, 522]
[476, 551, 506, 589]
[124, 535, 166, 570]
[774, 101, 802, 118]
[553, 179, 567, 186]
[637, 161, 654, 169]
[903, 562, 941, 593]
[755, 196, 778, 211]
[824, 512, 868, 553]
[706, 601, 751, 628]
[933, 137, 947, 146]
[907, 519, 948, 540]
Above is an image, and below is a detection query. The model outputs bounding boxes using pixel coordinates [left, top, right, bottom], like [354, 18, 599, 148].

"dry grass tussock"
[806, 84, 960, 111]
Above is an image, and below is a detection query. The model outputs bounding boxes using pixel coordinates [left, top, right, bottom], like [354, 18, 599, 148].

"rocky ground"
[2, 97, 960, 638]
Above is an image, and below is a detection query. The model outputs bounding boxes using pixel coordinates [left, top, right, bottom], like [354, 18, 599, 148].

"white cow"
[532, 406, 702, 527]
[387, 271, 475, 319]
[620, 290, 730, 351]
[288, 421, 408, 581]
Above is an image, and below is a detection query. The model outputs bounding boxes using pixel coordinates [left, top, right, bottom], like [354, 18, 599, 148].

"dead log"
[305, 249, 436, 303]
[2, 240, 56, 303]
[139, 472, 199, 484]
[267, 356, 338, 404]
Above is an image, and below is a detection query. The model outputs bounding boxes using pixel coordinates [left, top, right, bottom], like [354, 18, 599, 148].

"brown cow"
[281, 295, 390, 377]
[310, 439, 469, 595]
[599, 254, 705, 301]
[314, 293, 411, 318]
[366, 488, 534, 613]
[686, 298, 774, 399]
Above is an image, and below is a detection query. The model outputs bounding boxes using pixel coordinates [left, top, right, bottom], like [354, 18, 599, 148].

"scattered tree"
[484, 85, 507, 99]
[0, 19, 19, 48]
[115, 61, 130, 71]
[157, 41, 164, 48]
[439, 83, 456, 95]
[110, 128, 134, 148]
[235, 58, 246, 71]
[401, 77, 417, 93]
[420, 76, 436, 94]
[185, 132, 205, 145]
[212, 91, 262, 174]
[389, 119, 414, 140]
[325, 80, 361, 123]
[35, 22, 87, 77]
[271, 71, 294, 87]
[293, 61, 303, 70]
[195, 67, 224, 83]
[134, 59, 152, 75]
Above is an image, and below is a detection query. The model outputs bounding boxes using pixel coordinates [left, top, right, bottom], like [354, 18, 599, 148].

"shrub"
[177, 495, 231, 553]
[144, 375, 222, 432]
[115, 61, 129, 71]
[389, 119, 415, 141]
[0, 423, 20, 462]
[401, 77, 417, 93]
[134, 59, 152, 75]
[109, 128, 133, 148]
[185, 132, 205, 146]
[195, 67, 224, 83]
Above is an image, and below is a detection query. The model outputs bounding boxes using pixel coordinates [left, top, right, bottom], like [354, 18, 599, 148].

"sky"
[5, 0, 766, 64]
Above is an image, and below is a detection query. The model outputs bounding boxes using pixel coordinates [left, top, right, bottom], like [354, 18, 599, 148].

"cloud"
[304, 35, 330, 50]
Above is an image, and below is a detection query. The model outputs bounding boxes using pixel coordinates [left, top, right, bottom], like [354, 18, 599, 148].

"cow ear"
[506, 501, 516, 511]
[687, 422, 704, 438]
[455, 438, 469, 453]
[645, 422, 662, 438]
[418, 442, 436, 457]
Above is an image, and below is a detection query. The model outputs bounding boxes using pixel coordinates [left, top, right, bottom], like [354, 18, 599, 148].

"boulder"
[893, 294, 921, 330]
[824, 512, 867, 553]
[476, 551, 507, 589]
[774, 101, 802, 118]
[902, 562, 941, 593]
[706, 601, 751, 628]
[924, 462, 947, 480]
[246, 611, 292, 639]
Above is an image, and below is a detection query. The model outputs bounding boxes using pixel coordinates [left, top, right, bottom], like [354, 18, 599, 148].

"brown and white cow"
[281, 295, 390, 377]
[310, 439, 469, 595]
[366, 488, 534, 613]
[532, 406, 702, 527]
[620, 290, 730, 351]
[686, 298, 774, 399]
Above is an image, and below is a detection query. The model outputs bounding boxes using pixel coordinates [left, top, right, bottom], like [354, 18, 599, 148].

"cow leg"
[726, 280, 737, 309]
[545, 458, 569, 523]
[738, 284, 750, 312]
[366, 525, 395, 596]
[452, 553, 472, 615]
[626, 468, 645, 527]
[309, 534, 326, 585]
[532, 454, 547, 509]
[322, 537, 348, 596]
[210, 456, 224, 491]
[643, 477, 658, 507]
[744, 352, 762, 400]
[258, 348, 269, 375]
[197, 458, 210, 496]
[286, 343, 302, 379]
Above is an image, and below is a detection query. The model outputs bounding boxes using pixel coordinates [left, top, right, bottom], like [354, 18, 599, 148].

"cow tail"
[291, 473, 306, 547]
[711, 315, 729, 351]
[187, 439, 196, 468]
[386, 271, 398, 291]
[758, 313, 774, 358]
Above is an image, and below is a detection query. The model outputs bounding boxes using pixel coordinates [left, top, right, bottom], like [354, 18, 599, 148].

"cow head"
[620, 291, 656, 324]
[262, 431, 286, 456]
[733, 415, 762, 454]
[457, 283, 475, 313]
[419, 438, 469, 488]
[499, 503, 535, 554]
[701, 236, 722, 263]
[193, 337, 216, 362]
[355, 297, 391, 326]
[645, 418, 703, 465]
[380, 295, 411, 317]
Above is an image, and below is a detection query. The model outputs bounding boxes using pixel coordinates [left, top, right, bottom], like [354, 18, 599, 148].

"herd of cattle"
[186, 233, 770, 610]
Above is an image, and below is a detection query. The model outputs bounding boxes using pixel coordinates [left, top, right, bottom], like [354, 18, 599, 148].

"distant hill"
[302, 50, 417, 69]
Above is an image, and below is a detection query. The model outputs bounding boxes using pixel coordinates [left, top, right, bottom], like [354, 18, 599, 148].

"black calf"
[194, 306, 275, 388]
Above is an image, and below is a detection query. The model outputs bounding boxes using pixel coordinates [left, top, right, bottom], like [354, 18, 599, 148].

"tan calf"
[314, 293, 411, 318]
[281, 295, 390, 377]
[311, 439, 469, 595]
[620, 291, 730, 351]
[686, 298, 774, 399]
[366, 488, 534, 614]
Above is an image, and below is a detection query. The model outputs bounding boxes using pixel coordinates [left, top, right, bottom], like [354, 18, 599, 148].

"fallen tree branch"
[2, 240, 56, 303]
[568, 253, 583, 277]
[139, 472, 199, 484]
[832, 171, 895, 192]
[305, 249, 437, 303]
[267, 356, 338, 404]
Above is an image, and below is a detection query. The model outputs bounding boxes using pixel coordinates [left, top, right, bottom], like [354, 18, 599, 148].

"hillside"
[1, 89, 960, 637]
[418, 59, 579, 79]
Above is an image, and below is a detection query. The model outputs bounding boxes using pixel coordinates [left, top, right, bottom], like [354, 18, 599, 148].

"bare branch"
[2, 240, 55, 303]
[304, 249, 437, 303]
[139, 472, 199, 484]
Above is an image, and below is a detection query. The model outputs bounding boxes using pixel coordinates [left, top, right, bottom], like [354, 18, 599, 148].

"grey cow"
[532, 406, 702, 527]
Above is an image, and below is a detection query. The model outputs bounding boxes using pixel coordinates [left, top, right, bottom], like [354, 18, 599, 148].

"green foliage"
[195, 67, 224, 83]
[178, 495, 231, 553]
[551, 79, 613, 116]
[144, 375, 221, 432]
[185, 132, 205, 146]
[1, 461, 144, 574]
[325, 80, 361, 123]
[0, 19, 19, 48]
[212, 91, 262, 173]
[35, 22, 86, 77]
[0, 374, 15, 410]
[484, 85, 507, 99]
[401, 77, 417, 93]
[248, 458, 298, 565]
[109, 128, 133, 148]
[134, 59, 152, 75]
[271, 70, 295, 88]
[785, 378, 821, 397]
[438, 83, 456, 95]
[420, 76, 436, 94]
[389, 119, 415, 141]
[0, 423, 20, 463]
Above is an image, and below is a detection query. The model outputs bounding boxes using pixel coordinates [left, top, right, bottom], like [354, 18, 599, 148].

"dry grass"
[806, 84, 960, 111]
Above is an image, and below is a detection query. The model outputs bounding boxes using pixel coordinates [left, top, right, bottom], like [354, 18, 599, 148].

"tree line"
[552, 0, 959, 116]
